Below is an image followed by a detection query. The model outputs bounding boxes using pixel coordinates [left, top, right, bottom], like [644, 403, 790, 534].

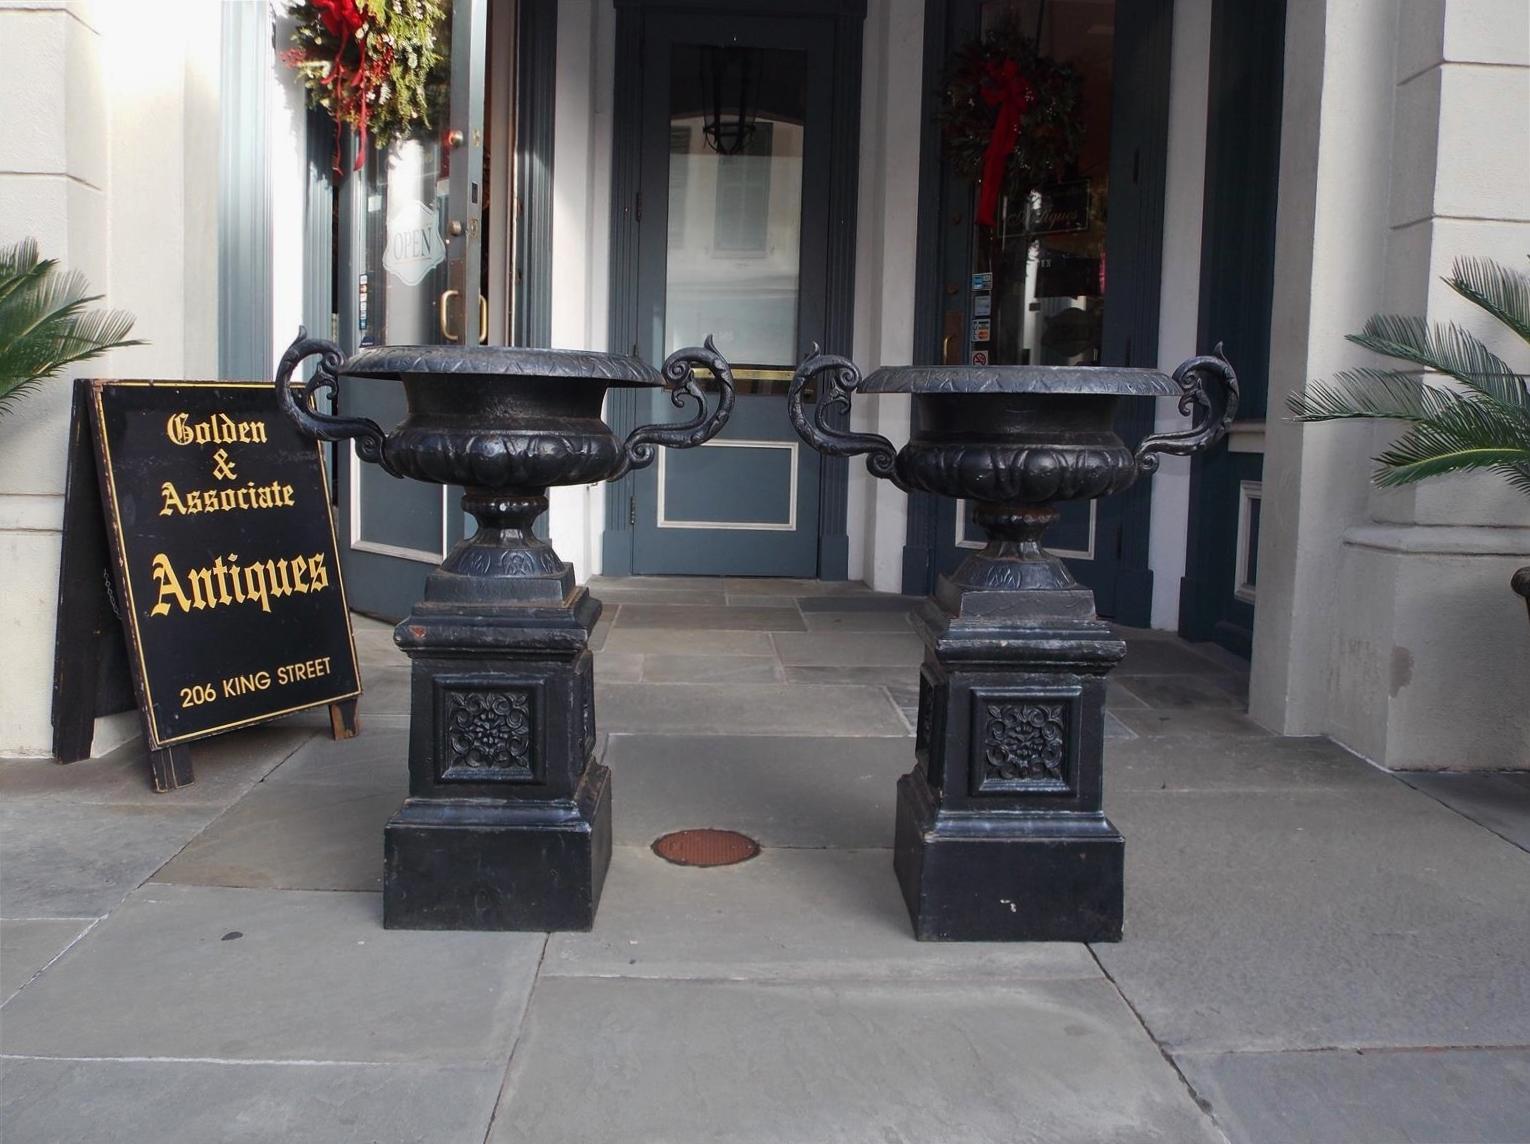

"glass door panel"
[337, 0, 492, 620]
[631, 25, 829, 576]
[946, 0, 1117, 594]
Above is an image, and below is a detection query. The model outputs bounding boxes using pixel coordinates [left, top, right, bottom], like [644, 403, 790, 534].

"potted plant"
[1289, 256, 1530, 620]
[0, 238, 141, 420]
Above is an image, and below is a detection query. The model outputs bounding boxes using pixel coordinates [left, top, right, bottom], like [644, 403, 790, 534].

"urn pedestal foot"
[382, 534, 610, 932]
[384, 763, 611, 931]
[893, 571, 1126, 942]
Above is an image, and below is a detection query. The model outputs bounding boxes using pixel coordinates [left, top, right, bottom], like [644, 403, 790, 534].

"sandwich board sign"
[52, 379, 363, 791]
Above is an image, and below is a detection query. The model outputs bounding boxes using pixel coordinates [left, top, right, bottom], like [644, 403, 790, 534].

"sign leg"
[329, 699, 360, 740]
[148, 744, 195, 792]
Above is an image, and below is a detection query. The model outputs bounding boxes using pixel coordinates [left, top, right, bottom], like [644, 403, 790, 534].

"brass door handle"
[438, 291, 489, 344]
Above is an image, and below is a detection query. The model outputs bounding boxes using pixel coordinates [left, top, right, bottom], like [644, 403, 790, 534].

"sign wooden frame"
[52, 378, 362, 791]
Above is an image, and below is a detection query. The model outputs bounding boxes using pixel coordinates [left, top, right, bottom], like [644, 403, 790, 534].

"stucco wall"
[1252, 0, 1530, 768]
[0, 0, 222, 756]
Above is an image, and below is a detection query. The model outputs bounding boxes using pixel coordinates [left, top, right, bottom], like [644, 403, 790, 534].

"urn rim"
[338, 344, 665, 387]
[860, 364, 1179, 397]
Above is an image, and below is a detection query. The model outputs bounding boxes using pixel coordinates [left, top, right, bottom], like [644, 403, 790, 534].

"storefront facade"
[1, 0, 1525, 768]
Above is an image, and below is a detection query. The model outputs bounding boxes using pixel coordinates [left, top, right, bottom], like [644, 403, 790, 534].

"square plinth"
[384, 763, 612, 931]
[893, 773, 1123, 942]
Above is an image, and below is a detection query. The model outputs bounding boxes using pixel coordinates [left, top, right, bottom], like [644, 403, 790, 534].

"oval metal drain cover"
[652, 828, 760, 868]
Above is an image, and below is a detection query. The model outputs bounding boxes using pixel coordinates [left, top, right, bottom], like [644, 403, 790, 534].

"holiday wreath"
[282, 0, 450, 173]
[938, 20, 1085, 228]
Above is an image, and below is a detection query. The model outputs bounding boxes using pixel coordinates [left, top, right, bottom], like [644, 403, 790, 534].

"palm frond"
[0, 239, 142, 420]
[1371, 398, 1530, 487]
[1446, 257, 1530, 346]
[1347, 314, 1528, 409]
[1287, 367, 1460, 423]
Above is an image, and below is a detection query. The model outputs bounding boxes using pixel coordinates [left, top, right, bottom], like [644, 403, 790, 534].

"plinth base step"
[383, 763, 611, 932]
[893, 774, 1123, 943]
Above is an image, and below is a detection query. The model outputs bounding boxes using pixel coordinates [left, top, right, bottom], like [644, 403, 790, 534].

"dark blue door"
[624, 13, 837, 576]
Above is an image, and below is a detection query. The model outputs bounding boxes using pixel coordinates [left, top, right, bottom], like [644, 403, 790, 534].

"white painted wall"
[1146, 0, 1212, 629]
[0, 0, 222, 757]
[1251, 0, 1530, 768]
[549, 0, 611, 580]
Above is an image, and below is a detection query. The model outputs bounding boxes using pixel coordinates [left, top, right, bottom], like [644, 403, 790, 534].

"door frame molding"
[900, 0, 1175, 626]
[602, 0, 867, 578]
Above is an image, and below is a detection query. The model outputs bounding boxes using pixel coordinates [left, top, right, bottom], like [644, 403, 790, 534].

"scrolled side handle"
[788, 347, 909, 492]
[613, 335, 737, 478]
[274, 328, 399, 477]
[1134, 345, 1240, 475]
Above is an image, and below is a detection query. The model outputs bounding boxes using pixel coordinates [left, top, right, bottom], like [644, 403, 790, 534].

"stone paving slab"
[592, 650, 644, 682]
[780, 664, 918, 687]
[261, 725, 408, 790]
[1176, 1047, 1530, 1144]
[357, 664, 411, 716]
[0, 1057, 506, 1144]
[603, 734, 910, 847]
[796, 594, 921, 613]
[0, 725, 312, 807]
[490, 976, 1223, 1144]
[545, 846, 1099, 982]
[1096, 784, 1530, 1053]
[596, 683, 907, 737]
[724, 577, 866, 597]
[800, 611, 917, 632]
[0, 918, 94, 1002]
[1113, 706, 1270, 739]
[1113, 639, 1237, 676]
[1402, 770, 1530, 853]
[587, 585, 729, 606]
[0, 885, 543, 1064]
[770, 630, 925, 667]
[640, 653, 783, 684]
[0, 801, 223, 918]
[351, 627, 407, 665]
[152, 782, 396, 892]
[1106, 734, 1381, 793]
[612, 604, 806, 631]
[597, 628, 775, 657]
[1113, 672, 1246, 709]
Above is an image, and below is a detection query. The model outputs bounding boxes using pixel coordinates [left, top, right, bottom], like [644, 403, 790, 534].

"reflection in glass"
[973, 0, 1114, 368]
[664, 45, 806, 365]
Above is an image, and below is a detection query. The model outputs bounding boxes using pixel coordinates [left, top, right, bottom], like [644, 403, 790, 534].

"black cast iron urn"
[787, 349, 1238, 941]
[274, 330, 736, 931]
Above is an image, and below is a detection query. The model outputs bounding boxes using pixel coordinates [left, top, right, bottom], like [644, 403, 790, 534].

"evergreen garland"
[282, 0, 450, 172]
[938, 19, 1085, 220]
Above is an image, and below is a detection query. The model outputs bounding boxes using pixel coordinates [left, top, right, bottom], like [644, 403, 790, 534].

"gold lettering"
[186, 565, 218, 611]
[149, 554, 192, 616]
[146, 551, 332, 618]
[159, 482, 187, 517]
[164, 412, 269, 447]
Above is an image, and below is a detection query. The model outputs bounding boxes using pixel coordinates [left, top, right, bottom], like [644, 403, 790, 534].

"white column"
[1251, 0, 1530, 767]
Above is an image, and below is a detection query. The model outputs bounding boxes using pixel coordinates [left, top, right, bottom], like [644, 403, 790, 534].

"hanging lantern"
[700, 44, 758, 156]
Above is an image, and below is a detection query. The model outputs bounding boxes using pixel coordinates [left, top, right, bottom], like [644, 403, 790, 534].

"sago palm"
[1288, 257, 1530, 496]
[0, 238, 142, 420]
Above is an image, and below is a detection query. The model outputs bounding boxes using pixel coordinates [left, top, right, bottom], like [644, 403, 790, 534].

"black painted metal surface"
[274, 330, 734, 931]
[788, 350, 1238, 941]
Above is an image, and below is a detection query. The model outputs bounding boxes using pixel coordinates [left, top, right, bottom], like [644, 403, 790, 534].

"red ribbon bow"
[977, 58, 1034, 228]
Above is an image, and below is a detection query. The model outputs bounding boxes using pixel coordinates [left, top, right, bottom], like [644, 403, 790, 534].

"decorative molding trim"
[435, 677, 540, 783]
[656, 440, 800, 531]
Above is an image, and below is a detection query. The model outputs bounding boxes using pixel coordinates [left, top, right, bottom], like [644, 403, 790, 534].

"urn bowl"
[337, 345, 665, 491]
[862, 365, 1180, 506]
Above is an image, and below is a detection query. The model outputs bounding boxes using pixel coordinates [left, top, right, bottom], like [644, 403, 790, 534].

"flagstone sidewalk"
[3, 578, 1529, 1143]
